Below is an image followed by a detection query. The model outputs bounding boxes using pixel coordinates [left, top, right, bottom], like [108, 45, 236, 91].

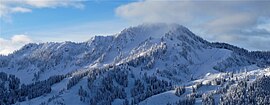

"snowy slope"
[0, 23, 269, 105]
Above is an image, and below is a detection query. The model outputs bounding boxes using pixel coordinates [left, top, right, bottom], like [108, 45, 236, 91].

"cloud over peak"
[116, 0, 270, 51]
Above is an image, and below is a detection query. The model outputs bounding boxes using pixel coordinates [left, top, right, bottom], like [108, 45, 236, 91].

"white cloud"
[11, 35, 33, 43]
[115, 0, 270, 51]
[0, 35, 33, 55]
[257, 19, 270, 32]
[115, 1, 195, 25]
[11, 7, 32, 13]
[0, 0, 84, 19]
[23, 0, 85, 8]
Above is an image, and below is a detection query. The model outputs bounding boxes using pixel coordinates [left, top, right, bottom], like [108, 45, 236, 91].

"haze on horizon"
[0, 0, 270, 55]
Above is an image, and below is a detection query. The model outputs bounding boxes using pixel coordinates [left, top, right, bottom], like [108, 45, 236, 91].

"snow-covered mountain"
[0, 23, 270, 105]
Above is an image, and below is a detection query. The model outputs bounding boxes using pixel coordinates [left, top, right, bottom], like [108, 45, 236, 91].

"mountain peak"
[1, 23, 270, 105]
[117, 23, 192, 41]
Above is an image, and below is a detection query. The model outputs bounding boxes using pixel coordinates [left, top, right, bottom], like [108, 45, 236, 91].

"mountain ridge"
[1, 23, 269, 82]
[0, 23, 270, 105]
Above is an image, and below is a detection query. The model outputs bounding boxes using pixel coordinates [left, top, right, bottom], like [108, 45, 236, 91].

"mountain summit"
[117, 23, 203, 43]
[120, 23, 189, 38]
[0, 23, 269, 105]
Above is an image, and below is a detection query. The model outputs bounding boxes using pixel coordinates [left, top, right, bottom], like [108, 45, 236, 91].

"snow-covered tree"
[175, 86, 185, 97]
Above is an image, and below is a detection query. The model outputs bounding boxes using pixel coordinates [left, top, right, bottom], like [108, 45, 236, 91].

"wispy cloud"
[0, 35, 33, 55]
[11, 7, 32, 13]
[116, 0, 270, 51]
[0, 0, 84, 20]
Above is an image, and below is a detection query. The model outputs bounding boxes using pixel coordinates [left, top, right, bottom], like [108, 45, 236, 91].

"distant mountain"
[0, 23, 270, 105]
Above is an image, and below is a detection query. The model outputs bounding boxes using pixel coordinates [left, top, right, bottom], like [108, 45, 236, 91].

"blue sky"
[0, 0, 270, 55]
[1, 1, 133, 40]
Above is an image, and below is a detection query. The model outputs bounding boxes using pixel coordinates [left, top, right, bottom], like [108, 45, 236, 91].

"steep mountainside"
[0, 23, 269, 105]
